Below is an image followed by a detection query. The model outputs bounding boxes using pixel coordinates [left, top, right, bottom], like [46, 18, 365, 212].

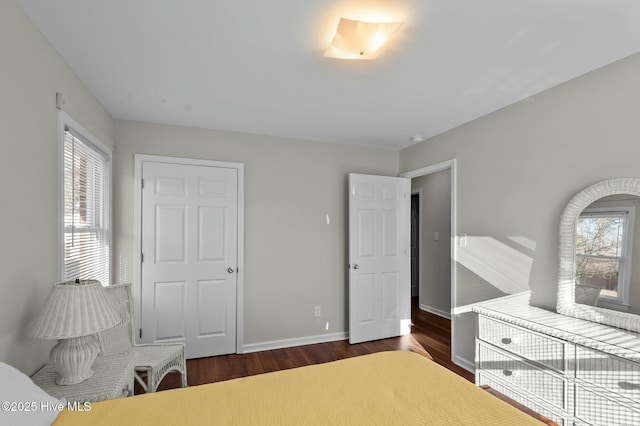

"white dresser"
[473, 293, 640, 426]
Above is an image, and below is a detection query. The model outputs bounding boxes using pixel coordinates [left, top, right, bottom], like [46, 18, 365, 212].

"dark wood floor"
[152, 298, 474, 393]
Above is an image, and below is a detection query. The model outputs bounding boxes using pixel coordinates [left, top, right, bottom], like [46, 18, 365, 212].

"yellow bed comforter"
[55, 351, 544, 425]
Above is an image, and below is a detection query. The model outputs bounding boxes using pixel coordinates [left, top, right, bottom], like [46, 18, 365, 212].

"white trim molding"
[133, 154, 245, 353]
[242, 332, 348, 354]
[58, 110, 113, 283]
[453, 355, 475, 374]
[419, 304, 452, 320]
[400, 159, 459, 367]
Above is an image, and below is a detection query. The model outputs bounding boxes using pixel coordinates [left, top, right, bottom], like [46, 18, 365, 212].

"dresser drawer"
[477, 342, 567, 410]
[576, 346, 640, 401]
[478, 316, 566, 371]
[575, 385, 640, 426]
[476, 371, 567, 426]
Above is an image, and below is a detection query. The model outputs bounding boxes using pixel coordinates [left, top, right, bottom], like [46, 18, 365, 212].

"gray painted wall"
[4, 0, 640, 375]
[112, 120, 398, 347]
[400, 52, 640, 366]
[0, 0, 115, 373]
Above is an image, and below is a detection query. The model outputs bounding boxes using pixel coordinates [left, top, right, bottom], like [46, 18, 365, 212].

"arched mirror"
[557, 178, 640, 333]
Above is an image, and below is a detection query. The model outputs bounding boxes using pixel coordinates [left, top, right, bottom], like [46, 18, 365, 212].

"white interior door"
[349, 173, 411, 344]
[140, 160, 238, 359]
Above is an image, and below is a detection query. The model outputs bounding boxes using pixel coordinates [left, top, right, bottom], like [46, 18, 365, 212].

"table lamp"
[29, 279, 120, 385]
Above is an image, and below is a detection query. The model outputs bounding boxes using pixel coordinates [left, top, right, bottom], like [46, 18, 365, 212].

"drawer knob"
[502, 369, 519, 378]
[618, 381, 640, 390]
[501, 337, 518, 345]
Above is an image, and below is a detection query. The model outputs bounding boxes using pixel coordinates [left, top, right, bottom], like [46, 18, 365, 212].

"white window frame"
[577, 205, 635, 310]
[58, 111, 112, 285]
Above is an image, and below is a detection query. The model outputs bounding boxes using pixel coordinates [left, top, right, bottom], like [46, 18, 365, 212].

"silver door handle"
[227, 267, 235, 273]
[352, 264, 360, 269]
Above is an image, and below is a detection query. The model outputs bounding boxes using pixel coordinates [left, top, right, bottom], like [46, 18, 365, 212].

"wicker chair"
[97, 283, 187, 393]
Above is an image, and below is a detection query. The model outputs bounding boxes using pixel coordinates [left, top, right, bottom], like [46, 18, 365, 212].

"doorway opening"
[411, 193, 420, 299]
[410, 169, 452, 319]
[401, 159, 464, 370]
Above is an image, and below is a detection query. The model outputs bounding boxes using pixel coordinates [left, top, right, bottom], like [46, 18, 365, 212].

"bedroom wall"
[399, 52, 640, 368]
[411, 170, 451, 317]
[0, 0, 115, 373]
[112, 120, 398, 349]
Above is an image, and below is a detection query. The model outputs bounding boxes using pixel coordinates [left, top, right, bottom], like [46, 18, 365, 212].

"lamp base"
[50, 335, 100, 385]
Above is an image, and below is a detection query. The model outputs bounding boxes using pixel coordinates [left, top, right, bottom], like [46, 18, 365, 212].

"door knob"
[352, 264, 360, 269]
[227, 267, 235, 273]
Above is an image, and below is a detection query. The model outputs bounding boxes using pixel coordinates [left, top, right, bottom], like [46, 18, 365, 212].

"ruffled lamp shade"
[29, 280, 120, 385]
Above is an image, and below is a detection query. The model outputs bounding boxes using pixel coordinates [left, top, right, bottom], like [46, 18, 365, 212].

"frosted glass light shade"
[324, 18, 404, 60]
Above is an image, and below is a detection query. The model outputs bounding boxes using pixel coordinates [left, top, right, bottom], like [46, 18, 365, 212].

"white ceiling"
[15, 0, 640, 150]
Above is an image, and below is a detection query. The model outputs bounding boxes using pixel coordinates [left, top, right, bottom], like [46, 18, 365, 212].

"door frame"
[400, 159, 463, 369]
[133, 154, 245, 353]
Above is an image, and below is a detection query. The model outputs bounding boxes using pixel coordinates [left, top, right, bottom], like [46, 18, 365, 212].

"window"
[575, 205, 635, 309]
[61, 117, 111, 286]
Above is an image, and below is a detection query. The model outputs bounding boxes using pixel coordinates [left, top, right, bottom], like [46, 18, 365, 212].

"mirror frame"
[557, 178, 640, 333]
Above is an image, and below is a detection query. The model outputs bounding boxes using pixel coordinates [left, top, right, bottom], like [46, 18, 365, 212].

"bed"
[47, 351, 548, 426]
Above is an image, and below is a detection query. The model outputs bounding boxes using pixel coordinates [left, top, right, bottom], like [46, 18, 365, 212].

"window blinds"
[63, 126, 110, 286]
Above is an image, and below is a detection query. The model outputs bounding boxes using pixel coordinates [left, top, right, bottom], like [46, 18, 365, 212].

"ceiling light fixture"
[324, 18, 404, 60]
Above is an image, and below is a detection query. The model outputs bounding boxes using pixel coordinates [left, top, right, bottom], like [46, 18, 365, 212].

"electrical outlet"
[314, 306, 321, 317]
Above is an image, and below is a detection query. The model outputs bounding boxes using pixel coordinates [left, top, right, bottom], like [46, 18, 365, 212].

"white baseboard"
[453, 355, 476, 374]
[241, 331, 348, 354]
[239, 329, 477, 376]
[419, 304, 452, 320]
